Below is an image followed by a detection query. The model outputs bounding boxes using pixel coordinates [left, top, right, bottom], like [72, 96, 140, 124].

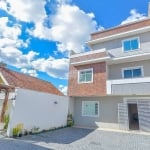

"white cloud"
[59, 84, 68, 95]
[1, 0, 101, 54]
[0, 0, 46, 23]
[21, 68, 38, 77]
[32, 57, 69, 79]
[0, 17, 33, 68]
[0, 0, 101, 80]
[0, 17, 21, 40]
[29, 4, 99, 53]
[121, 9, 146, 25]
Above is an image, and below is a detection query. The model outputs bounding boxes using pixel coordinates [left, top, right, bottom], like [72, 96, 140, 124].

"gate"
[118, 103, 129, 130]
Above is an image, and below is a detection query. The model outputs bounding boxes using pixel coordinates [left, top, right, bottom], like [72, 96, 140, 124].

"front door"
[128, 103, 139, 130]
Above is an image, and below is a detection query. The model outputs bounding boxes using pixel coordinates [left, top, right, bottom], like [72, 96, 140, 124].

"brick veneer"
[70, 51, 107, 63]
[68, 62, 106, 96]
[91, 18, 150, 40]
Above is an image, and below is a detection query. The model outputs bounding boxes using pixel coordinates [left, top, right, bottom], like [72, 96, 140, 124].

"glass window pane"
[82, 101, 99, 116]
[79, 72, 85, 82]
[86, 71, 92, 82]
[124, 70, 132, 78]
[123, 41, 131, 51]
[133, 68, 142, 77]
[131, 39, 139, 50]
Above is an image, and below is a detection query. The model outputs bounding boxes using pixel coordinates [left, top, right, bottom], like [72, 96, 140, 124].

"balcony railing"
[107, 77, 150, 95]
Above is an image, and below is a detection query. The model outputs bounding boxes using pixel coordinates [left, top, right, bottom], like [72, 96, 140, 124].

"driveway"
[0, 127, 150, 150]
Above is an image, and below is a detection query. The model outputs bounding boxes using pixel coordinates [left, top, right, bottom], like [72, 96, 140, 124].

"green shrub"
[67, 114, 74, 127]
[4, 115, 9, 129]
[12, 127, 19, 137]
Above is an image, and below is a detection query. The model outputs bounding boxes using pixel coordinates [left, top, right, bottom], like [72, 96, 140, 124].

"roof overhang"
[87, 26, 150, 45]
[107, 52, 150, 65]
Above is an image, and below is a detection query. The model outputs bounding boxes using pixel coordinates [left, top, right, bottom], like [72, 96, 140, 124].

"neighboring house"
[0, 64, 63, 123]
[68, 6, 150, 132]
[0, 64, 69, 137]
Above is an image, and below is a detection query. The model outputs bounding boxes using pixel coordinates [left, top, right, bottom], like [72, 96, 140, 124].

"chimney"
[148, 2, 150, 17]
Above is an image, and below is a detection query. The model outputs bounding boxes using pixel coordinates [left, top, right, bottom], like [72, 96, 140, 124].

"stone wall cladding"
[68, 62, 106, 96]
[70, 51, 107, 63]
[91, 19, 150, 40]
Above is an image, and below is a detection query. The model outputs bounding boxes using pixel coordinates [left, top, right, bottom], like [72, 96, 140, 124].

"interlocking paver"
[0, 127, 150, 150]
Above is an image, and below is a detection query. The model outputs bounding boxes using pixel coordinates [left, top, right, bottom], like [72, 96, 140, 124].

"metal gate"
[138, 100, 150, 132]
[118, 103, 129, 130]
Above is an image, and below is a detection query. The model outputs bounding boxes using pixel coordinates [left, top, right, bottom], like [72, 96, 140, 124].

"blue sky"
[0, 0, 149, 94]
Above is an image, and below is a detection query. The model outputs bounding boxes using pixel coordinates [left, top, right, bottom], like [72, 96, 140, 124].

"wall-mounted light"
[54, 101, 58, 104]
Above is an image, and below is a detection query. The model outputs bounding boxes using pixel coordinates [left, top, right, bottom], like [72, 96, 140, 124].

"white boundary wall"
[7, 88, 69, 136]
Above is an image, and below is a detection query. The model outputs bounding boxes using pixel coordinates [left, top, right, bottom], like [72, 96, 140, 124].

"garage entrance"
[118, 99, 150, 132]
[128, 104, 139, 130]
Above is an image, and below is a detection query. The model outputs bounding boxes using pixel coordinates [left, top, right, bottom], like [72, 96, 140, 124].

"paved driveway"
[0, 127, 150, 150]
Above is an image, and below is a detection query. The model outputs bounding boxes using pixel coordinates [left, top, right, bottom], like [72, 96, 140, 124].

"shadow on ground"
[19, 127, 94, 144]
[0, 139, 51, 150]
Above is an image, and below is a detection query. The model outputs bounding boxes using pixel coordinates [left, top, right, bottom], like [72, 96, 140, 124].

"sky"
[0, 0, 149, 95]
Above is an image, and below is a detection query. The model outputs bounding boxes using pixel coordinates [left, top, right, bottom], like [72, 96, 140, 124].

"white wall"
[7, 88, 69, 136]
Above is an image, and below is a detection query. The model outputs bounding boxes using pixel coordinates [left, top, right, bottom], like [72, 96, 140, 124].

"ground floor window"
[82, 101, 99, 117]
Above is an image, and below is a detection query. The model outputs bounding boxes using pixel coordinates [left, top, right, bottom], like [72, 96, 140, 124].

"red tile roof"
[0, 67, 63, 96]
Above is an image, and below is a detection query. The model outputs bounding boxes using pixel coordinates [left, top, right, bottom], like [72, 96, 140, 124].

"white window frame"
[78, 68, 93, 84]
[82, 101, 99, 117]
[121, 66, 144, 79]
[122, 37, 140, 52]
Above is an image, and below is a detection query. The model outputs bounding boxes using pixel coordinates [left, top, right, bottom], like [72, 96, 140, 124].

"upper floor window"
[78, 68, 93, 83]
[122, 37, 140, 52]
[122, 66, 143, 79]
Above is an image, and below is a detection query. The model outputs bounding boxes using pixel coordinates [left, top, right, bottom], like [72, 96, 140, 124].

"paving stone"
[0, 127, 150, 150]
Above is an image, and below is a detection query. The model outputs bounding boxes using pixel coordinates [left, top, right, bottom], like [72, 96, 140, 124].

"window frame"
[122, 37, 140, 52]
[82, 101, 99, 117]
[78, 68, 93, 84]
[121, 66, 144, 79]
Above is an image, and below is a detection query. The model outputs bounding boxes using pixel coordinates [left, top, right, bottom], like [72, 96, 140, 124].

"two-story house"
[68, 8, 150, 132]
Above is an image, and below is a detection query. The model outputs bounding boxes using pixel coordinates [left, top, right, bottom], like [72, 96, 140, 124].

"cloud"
[0, 0, 101, 80]
[1, 0, 101, 55]
[0, 0, 46, 23]
[58, 84, 68, 95]
[121, 9, 146, 25]
[29, 4, 99, 54]
[0, 17, 36, 68]
[32, 57, 69, 79]
[21, 68, 38, 77]
[0, 17, 21, 40]
[0, 16, 69, 79]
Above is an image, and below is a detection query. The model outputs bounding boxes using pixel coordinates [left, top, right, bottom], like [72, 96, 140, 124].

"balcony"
[70, 49, 110, 66]
[107, 77, 150, 95]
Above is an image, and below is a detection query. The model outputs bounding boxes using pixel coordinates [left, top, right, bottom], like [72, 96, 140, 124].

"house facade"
[68, 16, 150, 131]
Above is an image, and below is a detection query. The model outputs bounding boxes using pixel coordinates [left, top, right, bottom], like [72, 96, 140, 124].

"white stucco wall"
[7, 88, 69, 136]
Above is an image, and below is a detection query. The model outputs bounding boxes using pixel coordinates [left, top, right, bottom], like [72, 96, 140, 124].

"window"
[122, 38, 139, 52]
[122, 67, 143, 79]
[82, 101, 99, 117]
[78, 68, 93, 83]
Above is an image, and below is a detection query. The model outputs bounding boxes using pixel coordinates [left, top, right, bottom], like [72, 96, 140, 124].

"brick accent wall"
[70, 51, 107, 63]
[91, 19, 150, 40]
[68, 62, 107, 96]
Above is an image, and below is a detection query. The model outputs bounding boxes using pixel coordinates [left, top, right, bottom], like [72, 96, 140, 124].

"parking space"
[0, 127, 150, 150]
